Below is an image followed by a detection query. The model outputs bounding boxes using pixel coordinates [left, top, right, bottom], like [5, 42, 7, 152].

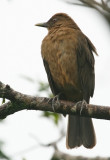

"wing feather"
[76, 33, 96, 103]
[43, 59, 59, 95]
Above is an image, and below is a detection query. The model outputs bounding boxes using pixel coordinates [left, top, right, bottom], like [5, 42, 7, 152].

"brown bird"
[35, 13, 98, 149]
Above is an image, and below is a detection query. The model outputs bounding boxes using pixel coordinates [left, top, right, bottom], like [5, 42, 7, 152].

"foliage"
[38, 81, 62, 125]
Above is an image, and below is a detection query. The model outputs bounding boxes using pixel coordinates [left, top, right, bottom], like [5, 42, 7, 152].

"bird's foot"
[48, 94, 61, 112]
[75, 100, 87, 115]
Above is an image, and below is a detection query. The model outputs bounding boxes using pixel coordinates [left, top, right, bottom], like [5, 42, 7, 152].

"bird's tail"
[66, 115, 96, 149]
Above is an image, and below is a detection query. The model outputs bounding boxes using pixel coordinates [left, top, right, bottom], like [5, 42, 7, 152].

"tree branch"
[52, 150, 110, 160]
[0, 81, 110, 120]
[65, 0, 110, 25]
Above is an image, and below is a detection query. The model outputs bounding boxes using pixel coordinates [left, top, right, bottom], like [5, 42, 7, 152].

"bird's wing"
[76, 33, 96, 103]
[43, 59, 59, 95]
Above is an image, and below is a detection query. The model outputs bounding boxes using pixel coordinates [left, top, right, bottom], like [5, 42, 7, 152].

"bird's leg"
[47, 93, 61, 112]
[75, 100, 87, 115]
[80, 100, 87, 115]
[52, 94, 61, 112]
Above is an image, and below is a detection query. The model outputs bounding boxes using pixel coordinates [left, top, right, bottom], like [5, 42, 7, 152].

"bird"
[35, 13, 98, 149]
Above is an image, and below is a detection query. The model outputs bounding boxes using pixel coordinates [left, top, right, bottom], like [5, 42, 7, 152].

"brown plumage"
[35, 13, 97, 149]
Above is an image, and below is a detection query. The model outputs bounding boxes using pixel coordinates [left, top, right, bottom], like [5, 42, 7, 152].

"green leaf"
[41, 111, 61, 125]
[2, 98, 5, 104]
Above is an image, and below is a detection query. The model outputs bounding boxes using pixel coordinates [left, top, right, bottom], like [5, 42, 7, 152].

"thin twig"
[66, 0, 110, 24]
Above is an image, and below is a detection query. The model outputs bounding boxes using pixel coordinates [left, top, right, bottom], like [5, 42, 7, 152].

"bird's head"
[35, 13, 79, 30]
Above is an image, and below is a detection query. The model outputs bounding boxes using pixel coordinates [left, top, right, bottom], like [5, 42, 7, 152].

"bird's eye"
[52, 18, 57, 22]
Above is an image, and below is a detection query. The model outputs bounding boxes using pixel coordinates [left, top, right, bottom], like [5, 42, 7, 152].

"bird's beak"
[35, 22, 48, 28]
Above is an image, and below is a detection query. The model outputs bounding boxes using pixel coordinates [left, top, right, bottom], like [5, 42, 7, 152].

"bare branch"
[0, 81, 110, 120]
[52, 150, 110, 160]
[65, 0, 110, 24]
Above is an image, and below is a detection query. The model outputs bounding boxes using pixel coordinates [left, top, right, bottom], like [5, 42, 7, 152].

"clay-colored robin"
[35, 13, 98, 149]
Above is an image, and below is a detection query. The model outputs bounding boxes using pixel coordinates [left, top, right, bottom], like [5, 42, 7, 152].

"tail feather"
[66, 115, 96, 149]
[80, 117, 96, 148]
[66, 115, 82, 149]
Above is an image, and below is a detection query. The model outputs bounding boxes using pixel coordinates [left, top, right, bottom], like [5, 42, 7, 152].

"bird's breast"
[41, 28, 82, 95]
